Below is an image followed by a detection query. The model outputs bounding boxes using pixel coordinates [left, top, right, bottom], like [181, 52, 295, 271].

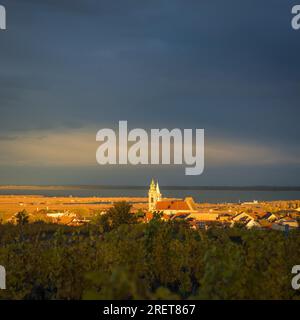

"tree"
[15, 210, 29, 226]
[152, 211, 163, 221]
[135, 209, 145, 218]
[105, 201, 137, 230]
[94, 213, 111, 233]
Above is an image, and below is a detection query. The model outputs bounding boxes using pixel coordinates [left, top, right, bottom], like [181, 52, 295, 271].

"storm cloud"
[0, 0, 299, 185]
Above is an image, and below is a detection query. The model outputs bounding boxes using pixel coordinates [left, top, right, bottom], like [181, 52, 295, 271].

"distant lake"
[0, 186, 300, 203]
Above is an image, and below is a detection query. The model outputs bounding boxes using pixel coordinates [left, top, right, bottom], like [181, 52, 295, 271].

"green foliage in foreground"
[0, 203, 300, 300]
[15, 210, 30, 226]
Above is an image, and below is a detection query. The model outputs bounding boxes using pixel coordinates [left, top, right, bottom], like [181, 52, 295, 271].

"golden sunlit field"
[0, 195, 149, 221]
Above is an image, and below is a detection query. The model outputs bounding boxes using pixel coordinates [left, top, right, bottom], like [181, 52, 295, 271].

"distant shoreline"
[1, 185, 300, 191]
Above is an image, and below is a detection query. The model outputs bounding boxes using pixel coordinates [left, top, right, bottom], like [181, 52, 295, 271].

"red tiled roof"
[156, 200, 190, 211]
[56, 217, 75, 225]
[146, 212, 154, 221]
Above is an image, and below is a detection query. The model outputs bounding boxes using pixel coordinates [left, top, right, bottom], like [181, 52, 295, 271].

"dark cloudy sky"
[0, 0, 299, 186]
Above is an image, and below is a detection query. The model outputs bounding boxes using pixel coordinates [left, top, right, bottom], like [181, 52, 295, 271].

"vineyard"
[0, 202, 299, 300]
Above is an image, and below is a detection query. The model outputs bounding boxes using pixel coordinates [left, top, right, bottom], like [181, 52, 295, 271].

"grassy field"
[0, 195, 149, 221]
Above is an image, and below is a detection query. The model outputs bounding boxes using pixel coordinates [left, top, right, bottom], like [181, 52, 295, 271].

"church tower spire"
[148, 179, 162, 211]
[156, 181, 161, 202]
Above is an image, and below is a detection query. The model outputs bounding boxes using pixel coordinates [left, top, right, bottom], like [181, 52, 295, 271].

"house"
[232, 212, 257, 223]
[258, 220, 273, 229]
[246, 220, 261, 229]
[188, 212, 219, 221]
[170, 213, 190, 220]
[261, 212, 279, 222]
[271, 217, 298, 232]
[277, 217, 298, 229]
[46, 212, 66, 218]
[70, 217, 91, 226]
[46, 211, 76, 219]
[241, 200, 259, 205]
[46, 211, 77, 224]
[56, 216, 76, 225]
[155, 198, 197, 215]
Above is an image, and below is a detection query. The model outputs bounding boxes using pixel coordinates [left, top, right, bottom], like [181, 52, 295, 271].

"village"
[145, 180, 300, 232]
[1, 180, 300, 232]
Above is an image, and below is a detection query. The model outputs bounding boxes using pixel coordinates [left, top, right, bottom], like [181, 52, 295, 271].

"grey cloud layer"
[0, 0, 299, 184]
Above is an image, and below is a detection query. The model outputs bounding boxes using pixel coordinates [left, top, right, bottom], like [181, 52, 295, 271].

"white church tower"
[148, 179, 162, 211]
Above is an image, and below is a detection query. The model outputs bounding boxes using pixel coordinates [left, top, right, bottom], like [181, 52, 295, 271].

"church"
[148, 179, 162, 211]
[148, 179, 197, 215]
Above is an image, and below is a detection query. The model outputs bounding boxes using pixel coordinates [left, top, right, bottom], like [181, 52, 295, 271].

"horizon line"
[1, 185, 300, 191]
